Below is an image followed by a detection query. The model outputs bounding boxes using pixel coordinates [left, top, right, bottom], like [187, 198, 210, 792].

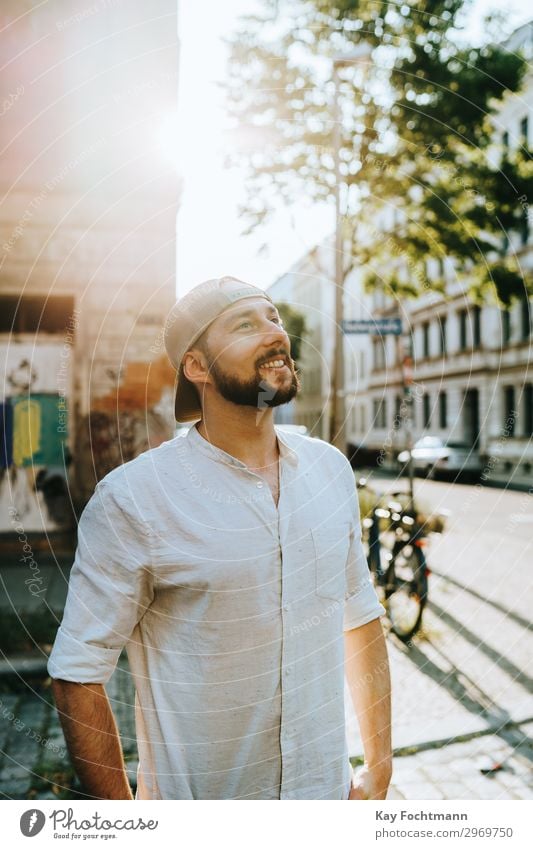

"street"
[0, 478, 532, 800]
[346, 474, 533, 799]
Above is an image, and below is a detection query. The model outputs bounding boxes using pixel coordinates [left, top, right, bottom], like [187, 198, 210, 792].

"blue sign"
[342, 318, 403, 335]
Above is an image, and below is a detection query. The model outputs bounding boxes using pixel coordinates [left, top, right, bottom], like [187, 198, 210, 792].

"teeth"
[261, 359, 285, 368]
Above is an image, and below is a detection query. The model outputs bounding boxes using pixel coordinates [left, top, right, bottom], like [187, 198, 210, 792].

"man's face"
[196, 298, 300, 410]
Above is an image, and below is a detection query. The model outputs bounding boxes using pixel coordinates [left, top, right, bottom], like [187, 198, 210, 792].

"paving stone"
[418, 763, 458, 782]
[462, 776, 515, 800]
[445, 757, 485, 777]
[0, 695, 19, 714]
[495, 770, 533, 793]
[0, 695, 20, 725]
[393, 781, 445, 799]
[508, 759, 533, 778]
[386, 785, 406, 800]
[1, 779, 30, 798]
[1, 763, 31, 781]
[436, 780, 483, 800]
[391, 762, 421, 781]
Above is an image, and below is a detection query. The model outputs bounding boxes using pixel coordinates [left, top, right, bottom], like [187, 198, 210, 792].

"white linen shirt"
[48, 424, 384, 800]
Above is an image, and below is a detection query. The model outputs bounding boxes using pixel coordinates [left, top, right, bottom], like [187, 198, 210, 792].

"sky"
[174, 0, 532, 298]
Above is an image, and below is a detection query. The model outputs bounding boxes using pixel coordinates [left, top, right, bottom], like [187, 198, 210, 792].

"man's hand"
[344, 620, 392, 800]
[348, 762, 392, 800]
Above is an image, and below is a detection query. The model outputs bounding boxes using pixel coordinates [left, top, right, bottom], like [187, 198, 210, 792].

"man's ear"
[182, 348, 212, 388]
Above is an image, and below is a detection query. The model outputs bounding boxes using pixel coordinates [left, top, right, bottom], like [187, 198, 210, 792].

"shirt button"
[256, 482, 264, 488]
[284, 667, 291, 676]
[283, 603, 290, 611]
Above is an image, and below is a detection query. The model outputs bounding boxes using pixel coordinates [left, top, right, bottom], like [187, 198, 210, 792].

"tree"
[226, 0, 532, 306]
[276, 302, 307, 363]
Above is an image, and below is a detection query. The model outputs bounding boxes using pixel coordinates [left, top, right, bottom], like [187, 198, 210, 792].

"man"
[48, 276, 392, 800]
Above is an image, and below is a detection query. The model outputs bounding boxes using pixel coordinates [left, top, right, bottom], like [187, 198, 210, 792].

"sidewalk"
[387, 722, 533, 800]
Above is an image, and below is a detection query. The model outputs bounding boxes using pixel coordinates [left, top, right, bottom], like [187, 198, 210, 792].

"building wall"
[0, 1, 181, 530]
[267, 242, 335, 440]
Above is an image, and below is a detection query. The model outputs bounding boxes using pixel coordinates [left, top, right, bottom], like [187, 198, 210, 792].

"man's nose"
[258, 319, 290, 348]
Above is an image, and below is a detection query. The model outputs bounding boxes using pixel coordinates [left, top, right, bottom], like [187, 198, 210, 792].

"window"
[473, 305, 481, 347]
[504, 386, 516, 436]
[373, 398, 387, 428]
[0, 295, 76, 334]
[502, 310, 512, 345]
[439, 316, 447, 355]
[395, 395, 403, 428]
[422, 322, 430, 358]
[361, 405, 366, 434]
[524, 384, 533, 437]
[521, 297, 531, 340]
[372, 338, 385, 371]
[458, 309, 468, 350]
[423, 393, 431, 428]
[502, 130, 509, 151]
[439, 392, 447, 429]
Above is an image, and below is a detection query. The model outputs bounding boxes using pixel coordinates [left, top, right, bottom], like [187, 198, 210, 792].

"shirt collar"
[186, 422, 299, 469]
[274, 426, 299, 467]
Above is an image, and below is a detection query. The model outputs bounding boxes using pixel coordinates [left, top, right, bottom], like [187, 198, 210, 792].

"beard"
[204, 352, 301, 409]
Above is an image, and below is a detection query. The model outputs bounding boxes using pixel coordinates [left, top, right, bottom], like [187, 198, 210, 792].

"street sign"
[342, 318, 403, 335]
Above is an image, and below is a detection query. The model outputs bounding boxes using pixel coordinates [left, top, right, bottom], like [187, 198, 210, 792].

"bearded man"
[48, 276, 391, 801]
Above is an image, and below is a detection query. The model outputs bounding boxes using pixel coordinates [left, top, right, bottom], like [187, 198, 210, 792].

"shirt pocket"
[311, 523, 351, 601]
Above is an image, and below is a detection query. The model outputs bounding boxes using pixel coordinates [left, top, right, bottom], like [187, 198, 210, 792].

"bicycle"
[358, 478, 430, 642]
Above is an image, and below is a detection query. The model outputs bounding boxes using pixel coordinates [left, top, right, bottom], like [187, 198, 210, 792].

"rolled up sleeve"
[47, 479, 154, 684]
[341, 464, 385, 631]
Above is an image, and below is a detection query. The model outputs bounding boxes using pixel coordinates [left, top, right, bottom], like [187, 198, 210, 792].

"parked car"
[440, 441, 481, 480]
[397, 436, 480, 480]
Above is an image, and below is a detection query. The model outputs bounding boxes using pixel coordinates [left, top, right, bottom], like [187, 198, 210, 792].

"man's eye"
[238, 321, 252, 329]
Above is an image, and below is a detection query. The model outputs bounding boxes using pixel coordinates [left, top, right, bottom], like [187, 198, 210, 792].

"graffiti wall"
[75, 355, 176, 501]
[1, 343, 73, 531]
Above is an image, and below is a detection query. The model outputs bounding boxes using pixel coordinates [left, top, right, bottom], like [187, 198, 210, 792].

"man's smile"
[259, 359, 290, 373]
[257, 352, 291, 374]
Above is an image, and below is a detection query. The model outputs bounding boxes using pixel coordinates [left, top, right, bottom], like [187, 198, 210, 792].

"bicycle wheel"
[384, 543, 428, 641]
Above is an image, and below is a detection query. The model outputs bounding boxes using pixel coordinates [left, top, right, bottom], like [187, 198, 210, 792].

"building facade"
[269, 21, 533, 486]
[267, 241, 335, 440]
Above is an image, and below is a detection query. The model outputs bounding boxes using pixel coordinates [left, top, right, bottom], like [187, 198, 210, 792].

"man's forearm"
[344, 618, 392, 785]
[51, 680, 133, 800]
